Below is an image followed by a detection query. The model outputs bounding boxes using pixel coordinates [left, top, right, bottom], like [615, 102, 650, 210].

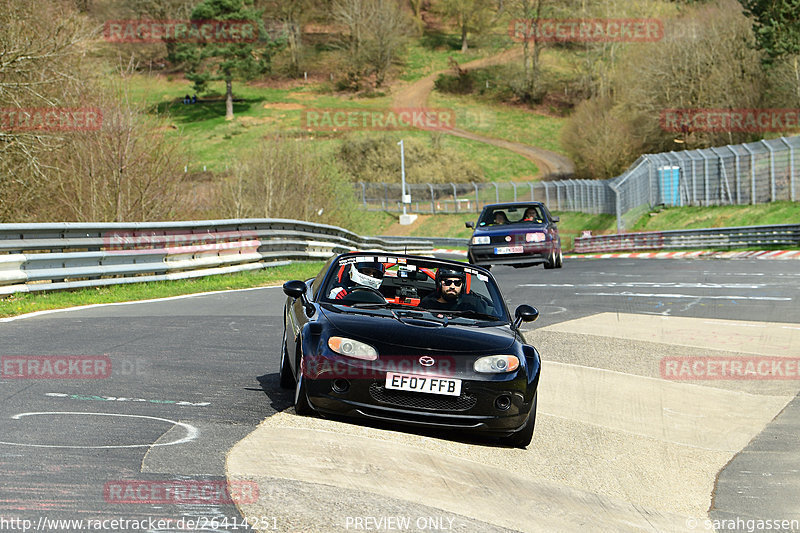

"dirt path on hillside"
[392, 48, 575, 178]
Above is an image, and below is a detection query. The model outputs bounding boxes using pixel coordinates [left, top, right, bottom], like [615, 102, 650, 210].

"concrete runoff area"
[226, 313, 798, 532]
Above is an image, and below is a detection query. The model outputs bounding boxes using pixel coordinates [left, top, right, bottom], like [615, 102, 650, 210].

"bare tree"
[437, 0, 494, 53]
[332, 0, 412, 88]
[220, 136, 355, 225]
[52, 82, 188, 222]
[260, 0, 316, 77]
[614, 0, 764, 150]
[563, 0, 766, 178]
[0, 0, 96, 221]
[127, 0, 196, 62]
[506, 0, 550, 103]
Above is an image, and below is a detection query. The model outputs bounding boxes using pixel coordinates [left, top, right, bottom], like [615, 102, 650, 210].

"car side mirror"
[551, 216, 560, 223]
[283, 280, 307, 299]
[283, 280, 315, 317]
[513, 305, 539, 328]
[465, 221, 474, 229]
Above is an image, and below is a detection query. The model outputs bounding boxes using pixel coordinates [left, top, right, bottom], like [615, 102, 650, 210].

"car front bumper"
[303, 373, 536, 436]
[468, 243, 554, 266]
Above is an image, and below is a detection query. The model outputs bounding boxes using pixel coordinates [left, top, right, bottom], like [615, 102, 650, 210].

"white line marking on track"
[0, 286, 282, 323]
[520, 282, 766, 289]
[575, 292, 791, 301]
[0, 412, 198, 449]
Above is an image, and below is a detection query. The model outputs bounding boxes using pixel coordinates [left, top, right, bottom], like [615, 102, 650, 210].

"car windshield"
[319, 254, 510, 323]
[478, 205, 545, 226]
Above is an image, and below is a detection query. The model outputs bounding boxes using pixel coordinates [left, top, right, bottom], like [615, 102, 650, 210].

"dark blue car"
[466, 202, 563, 269]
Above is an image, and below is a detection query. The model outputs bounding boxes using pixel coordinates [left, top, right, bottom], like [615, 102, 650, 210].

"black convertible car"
[279, 252, 541, 447]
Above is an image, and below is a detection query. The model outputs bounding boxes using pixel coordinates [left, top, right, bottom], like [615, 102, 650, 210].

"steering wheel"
[341, 287, 388, 304]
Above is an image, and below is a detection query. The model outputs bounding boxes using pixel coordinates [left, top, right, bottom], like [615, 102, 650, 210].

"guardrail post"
[473, 181, 479, 212]
[761, 140, 776, 201]
[429, 183, 435, 213]
[493, 182, 499, 203]
[450, 183, 458, 212]
[529, 182, 534, 201]
[741, 143, 756, 204]
[511, 181, 518, 202]
[359, 182, 366, 207]
[780, 137, 795, 202]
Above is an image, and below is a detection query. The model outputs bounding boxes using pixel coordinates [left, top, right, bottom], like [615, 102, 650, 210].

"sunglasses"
[441, 279, 463, 287]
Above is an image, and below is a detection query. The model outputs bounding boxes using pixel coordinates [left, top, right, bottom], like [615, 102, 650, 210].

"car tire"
[555, 248, 563, 268]
[294, 356, 314, 416]
[279, 327, 295, 389]
[543, 250, 556, 269]
[501, 393, 537, 448]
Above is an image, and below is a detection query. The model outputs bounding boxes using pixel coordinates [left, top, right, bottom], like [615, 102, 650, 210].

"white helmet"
[348, 262, 385, 290]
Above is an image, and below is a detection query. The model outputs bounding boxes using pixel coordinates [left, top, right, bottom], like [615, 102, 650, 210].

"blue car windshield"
[320, 254, 510, 323]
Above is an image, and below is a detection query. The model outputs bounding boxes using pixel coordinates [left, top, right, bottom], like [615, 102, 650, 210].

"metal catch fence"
[355, 136, 800, 231]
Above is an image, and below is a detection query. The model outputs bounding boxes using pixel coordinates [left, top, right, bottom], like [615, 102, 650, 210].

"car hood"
[321, 307, 517, 353]
[472, 223, 547, 236]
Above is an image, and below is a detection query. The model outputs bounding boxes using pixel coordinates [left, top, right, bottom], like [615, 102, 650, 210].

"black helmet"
[435, 268, 466, 296]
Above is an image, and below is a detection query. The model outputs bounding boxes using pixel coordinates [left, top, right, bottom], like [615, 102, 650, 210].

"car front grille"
[368, 383, 477, 411]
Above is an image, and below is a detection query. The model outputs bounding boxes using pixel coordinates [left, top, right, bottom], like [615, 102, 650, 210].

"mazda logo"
[419, 356, 435, 367]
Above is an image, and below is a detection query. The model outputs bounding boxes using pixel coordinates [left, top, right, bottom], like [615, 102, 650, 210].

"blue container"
[658, 166, 681, 205]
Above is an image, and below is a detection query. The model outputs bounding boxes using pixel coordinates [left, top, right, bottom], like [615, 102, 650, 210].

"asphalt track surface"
[1, 258, 798, 532]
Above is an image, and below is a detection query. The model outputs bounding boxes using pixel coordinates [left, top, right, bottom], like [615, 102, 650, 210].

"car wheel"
[279, 326, 295, 389]
[555, 248, 563, 268]
[501, 393, 537, 448]
[543, 249, 556, 269]
[294, 356, 314, 416]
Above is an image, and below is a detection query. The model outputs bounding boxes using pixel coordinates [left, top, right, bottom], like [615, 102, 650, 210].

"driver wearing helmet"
[420, 268, 488, 313]
[328, 261, 385, 300]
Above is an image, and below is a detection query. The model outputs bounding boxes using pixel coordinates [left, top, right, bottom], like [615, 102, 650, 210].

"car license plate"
[494, 246, 523, 255]
[385, 372, 462, 397]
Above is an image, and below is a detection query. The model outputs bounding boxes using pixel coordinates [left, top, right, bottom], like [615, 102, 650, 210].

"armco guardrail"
[378, 235, 469, 248]
[0, 219, 434, 295]
[574, 224, 800, 253]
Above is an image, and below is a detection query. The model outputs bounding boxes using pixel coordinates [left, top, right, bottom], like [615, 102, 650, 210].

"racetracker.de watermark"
[303, 355, 457, 380]
[661, 356, 800, 380]
[1, 356, 111, 379]
[103, 480, 259, 505]
[301, 108, 456, 132]
[104, 19, 257, 43]
[509, 18, 663, 43]
[0, 108, 102, 132]
[102, 230, 260, 255]
[661, 108, 800, 133]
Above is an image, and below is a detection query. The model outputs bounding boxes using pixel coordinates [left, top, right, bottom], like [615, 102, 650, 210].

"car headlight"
[472, 236, 490, 245]
[525, 232, 545, 243]
[328, 336, 378, 360]
[474, 355, 519, 373]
